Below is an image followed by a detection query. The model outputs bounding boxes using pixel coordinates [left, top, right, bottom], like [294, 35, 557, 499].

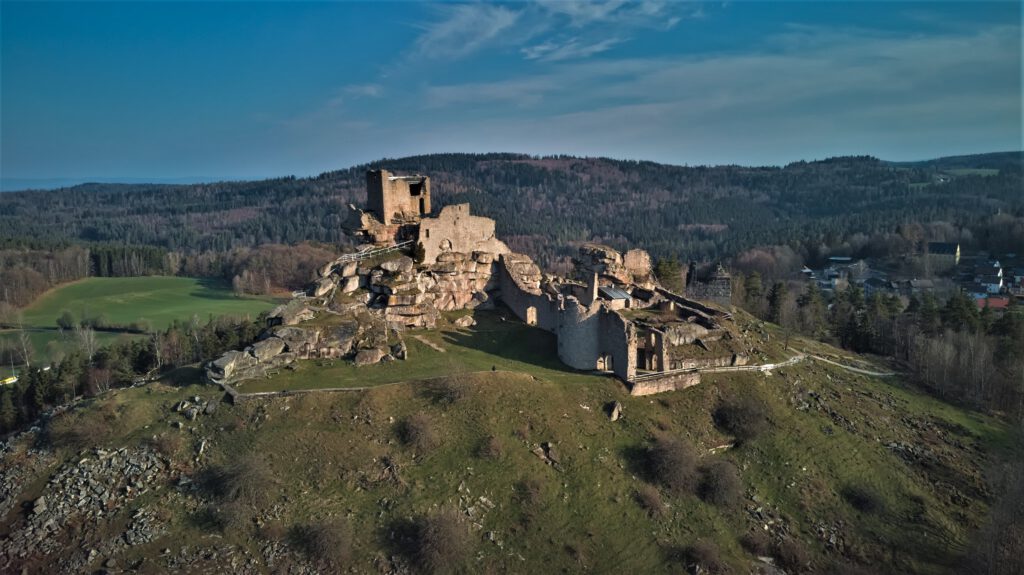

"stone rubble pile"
[0, 429, 55, 517]
[1, 447, 169, 570]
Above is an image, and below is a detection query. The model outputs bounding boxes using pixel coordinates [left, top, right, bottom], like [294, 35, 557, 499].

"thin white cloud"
[411, 24, 1020, 164]
[521, 37, 624, 61]
[413, 3, 522, 59]
[343, 83, 383, 98]
[408, 0, 691, 62]
[540, 0, 628, 27]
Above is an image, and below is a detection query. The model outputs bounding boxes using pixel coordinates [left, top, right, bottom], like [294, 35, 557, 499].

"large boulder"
[207, 350, 259, 383]
[340, 261, 359, 278]
[250, 337, 286, 362]
[453, 315, 477, 328]
[273, 327, 320, 352]
[267, 302, 316, 326]
[319, 322, 359, 357]
[341, 275, 361, 294]
[354, 348, 387, 367]
[380, 256, 414, 274]
[311, 276, 336, 298]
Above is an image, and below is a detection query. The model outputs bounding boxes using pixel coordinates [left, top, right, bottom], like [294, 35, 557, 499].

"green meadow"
[1, 276, 278, 364]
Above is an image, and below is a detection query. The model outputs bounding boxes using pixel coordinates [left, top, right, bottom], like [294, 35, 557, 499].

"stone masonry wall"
[366, 169, 430, 224]
[555, 300, 602, 371]
[630, 371, 701, 396]
[687, 277, 732, 308]
[419, 204, 510, 265]
[497, 253, 560, 332]
[601, 309, 637, 382]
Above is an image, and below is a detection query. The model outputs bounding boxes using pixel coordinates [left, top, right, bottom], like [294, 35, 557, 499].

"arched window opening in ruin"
[597, 354, 613, 372]
[526, 306, 538, 326]
[419, 197, 426, 214]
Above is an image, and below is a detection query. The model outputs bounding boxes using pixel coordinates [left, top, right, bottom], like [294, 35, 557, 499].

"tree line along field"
[0, 276, 279, 364]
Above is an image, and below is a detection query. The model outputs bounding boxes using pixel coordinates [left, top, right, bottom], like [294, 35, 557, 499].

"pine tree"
[0, 388, 15, 433]
[744, 272, 763, 307]
[767, 282, 788, 324]
[654, 257, 684, 292]
[797, 282, 826, 335]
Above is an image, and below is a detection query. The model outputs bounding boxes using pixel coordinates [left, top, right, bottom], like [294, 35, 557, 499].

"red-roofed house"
[976, 296, 1010, 311]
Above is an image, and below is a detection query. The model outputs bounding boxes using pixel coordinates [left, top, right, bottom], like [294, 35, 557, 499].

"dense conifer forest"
[1, 152, 1021, 306]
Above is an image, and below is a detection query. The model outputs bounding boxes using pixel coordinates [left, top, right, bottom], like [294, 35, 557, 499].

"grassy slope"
[239, 311, 609, 393]
[0, 277, 278, 363]
[3, 314, 1013, 574]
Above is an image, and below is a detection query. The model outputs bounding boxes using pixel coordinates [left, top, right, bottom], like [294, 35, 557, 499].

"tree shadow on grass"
[158, 366, 206, 387]
[189, 277, 268, 302]
[620, 444, 654, 483]
[376, 516, 420, 569]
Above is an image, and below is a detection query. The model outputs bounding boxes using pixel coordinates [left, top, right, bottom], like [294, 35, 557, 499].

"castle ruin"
[210, 170, 747, 396]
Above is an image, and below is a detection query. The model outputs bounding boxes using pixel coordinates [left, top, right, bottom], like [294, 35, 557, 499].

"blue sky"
[1, 1, 1021, 183]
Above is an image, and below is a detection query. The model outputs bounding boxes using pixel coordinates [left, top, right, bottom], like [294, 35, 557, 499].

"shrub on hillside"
[513, 477, 545, 526]
[683, 539, 726, 573]
[842, 484, 885, 514]
[739, 530, 771, 555]
[427, 376, 468, 405]
[291, 518, 353, 570]
[775, 538, 811, 573]
[399, 413, 440, 452]
[215, 500, 251, 531]
[635, 484, 665, 518]
[713, 395, 770, 443]
[698, 459, 743, 507]
[416, 509, 472, 574]
[648, 436, 699, 494]
[149, 433, 183, 460]
[46, 403, 116, 449]
[477, 434, 504, 459]
[203, 453, 276, 507]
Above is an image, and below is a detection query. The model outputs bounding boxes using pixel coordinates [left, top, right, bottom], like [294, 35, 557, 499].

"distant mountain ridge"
[4, 151, 1019, 193]
[885, 151, 1023, 171]
[0, 152, 1021, 269]
[0, 176, 244, 193]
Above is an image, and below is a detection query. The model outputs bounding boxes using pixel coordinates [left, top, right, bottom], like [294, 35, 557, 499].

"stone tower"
[366, 169, 431, 224]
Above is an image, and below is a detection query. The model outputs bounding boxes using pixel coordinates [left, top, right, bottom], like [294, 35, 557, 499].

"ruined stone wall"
[367, 169, 430, 224]
[655, 288, 724, 326]
[687, 277, 732, 308]
[497, 253, 559, 331]
[685, 263, 732, 308]
[630, 371, 700, 396]
[576, 244, 656, 288]
[418, 204, 510, 265]
[555, 300, 602, 371]
[601, 310, 637, 382]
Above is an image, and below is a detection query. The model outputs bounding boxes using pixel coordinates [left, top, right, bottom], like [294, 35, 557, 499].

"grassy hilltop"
[0, 311, 1015, 574]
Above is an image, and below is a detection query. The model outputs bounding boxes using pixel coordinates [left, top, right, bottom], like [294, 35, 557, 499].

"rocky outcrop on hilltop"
[207, 244, 510, 385]
[207, 305, 396, 385]
[575, 243, 656, 288]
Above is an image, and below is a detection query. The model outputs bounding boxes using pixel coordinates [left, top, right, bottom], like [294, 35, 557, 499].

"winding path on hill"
[803, 353, 897, 377]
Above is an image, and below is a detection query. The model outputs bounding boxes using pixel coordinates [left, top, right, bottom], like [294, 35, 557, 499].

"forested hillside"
[1, 152, 1021, 305]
